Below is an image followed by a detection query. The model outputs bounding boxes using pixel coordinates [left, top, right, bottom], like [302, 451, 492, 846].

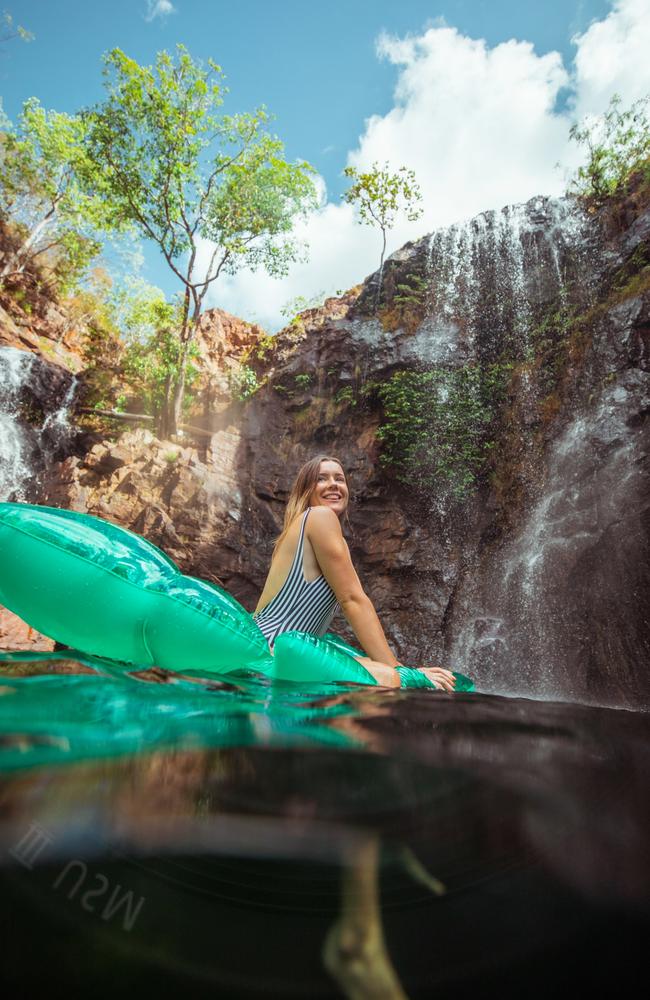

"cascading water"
[419, 195, 648, 708]
[450, 366, 649, 706]
[422, 196, 598, 363]
[0, 346, 78, 502]
[41, 373, 77, 453]
[0, 348, 36, 501]
[352, 192, 647, 707]
[348, 196, 598, 372]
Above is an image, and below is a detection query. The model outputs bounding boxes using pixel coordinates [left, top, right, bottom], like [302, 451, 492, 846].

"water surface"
[0, 651, 648, 998]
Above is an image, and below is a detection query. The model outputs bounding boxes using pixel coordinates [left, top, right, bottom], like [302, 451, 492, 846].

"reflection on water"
[0, 651, 649, 998]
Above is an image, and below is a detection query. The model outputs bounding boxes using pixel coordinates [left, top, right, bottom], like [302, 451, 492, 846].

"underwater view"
[1, 0, 650, 996]
[1, 649, 649, 997]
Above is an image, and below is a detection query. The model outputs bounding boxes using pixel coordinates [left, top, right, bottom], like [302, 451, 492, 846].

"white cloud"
[203, 199, 380, 328]
[571, 0, 650, 117]
[144, 0, 177, 23]
[356, 27, 570, 228]
[204, 0, 650, 332]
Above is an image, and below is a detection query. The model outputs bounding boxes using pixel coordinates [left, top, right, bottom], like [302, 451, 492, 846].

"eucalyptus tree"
[0, 99, 110, 289]
[82, 45, 318, 436]
[342, 162, 422, 310]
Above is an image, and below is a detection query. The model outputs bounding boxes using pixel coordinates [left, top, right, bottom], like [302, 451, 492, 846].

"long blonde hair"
[272, 454, 349, 558]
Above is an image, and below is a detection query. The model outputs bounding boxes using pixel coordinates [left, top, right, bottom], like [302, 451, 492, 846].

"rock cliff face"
[227, 187, 648, 710]
[1, 184, 648, 709]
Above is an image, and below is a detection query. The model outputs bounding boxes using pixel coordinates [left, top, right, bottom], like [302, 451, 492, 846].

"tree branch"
[102, 144, 190, 288]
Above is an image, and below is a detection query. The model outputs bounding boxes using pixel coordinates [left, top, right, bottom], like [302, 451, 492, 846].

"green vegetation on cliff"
[343, 162, 423, 310]
[569, 93, 650, 202]
[376, 364, 512, 499]
[0, 98, 125, 292]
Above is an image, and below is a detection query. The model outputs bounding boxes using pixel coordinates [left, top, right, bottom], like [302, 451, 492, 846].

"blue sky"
[1, 0, 647, 329]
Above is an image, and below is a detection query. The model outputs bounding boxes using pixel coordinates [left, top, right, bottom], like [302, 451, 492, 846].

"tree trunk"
[374, 228, 387, 314]
[170, 341, 190, 437]
[0, 197, 60, 279]
[169, 299, 202, 436]
[78, 408, 153, 423]
[158, 372, 174, 440]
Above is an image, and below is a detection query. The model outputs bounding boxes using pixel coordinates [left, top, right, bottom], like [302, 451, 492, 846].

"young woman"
[253, 455, 456, 691]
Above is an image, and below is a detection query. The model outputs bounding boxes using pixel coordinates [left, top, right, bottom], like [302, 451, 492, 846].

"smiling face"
[309, 459, 349, 517]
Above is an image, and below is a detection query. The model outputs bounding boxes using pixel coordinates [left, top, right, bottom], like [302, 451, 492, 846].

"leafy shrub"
[334, 386, 356, 407]
[393, 272, 427, 307]
[227, 364, 260, 401]
[376, 365, 512, 499]
[569, 93, 650, 201]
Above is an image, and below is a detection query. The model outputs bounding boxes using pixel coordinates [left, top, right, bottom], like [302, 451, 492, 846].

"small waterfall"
[427, 198, 618, 701]
[0, 348, 36, 501]
[450, 371, 649, 706]
[0, 346, 77, 502]
[42, 372, 78, 457]
[421, 195, 597, 365]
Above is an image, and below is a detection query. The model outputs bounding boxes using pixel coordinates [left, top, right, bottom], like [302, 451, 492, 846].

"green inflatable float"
[0, 502, 473, 690]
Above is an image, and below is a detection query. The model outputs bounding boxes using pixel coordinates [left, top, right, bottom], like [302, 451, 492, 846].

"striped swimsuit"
[253, 508, 339, 647]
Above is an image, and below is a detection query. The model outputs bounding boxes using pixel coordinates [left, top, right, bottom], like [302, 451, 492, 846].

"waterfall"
[360, 191, 645, 706]
[450, 373, 648, 706]
[0, 346, 77, 502]
[420, 196, 597, 367]
[0, 348, 36, 501]
[42, 372, 78, 457]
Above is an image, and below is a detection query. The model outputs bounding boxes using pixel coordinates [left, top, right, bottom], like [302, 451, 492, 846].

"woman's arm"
[306, 507, 401, 667]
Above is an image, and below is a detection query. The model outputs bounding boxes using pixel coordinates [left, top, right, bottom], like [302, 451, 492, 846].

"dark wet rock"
[0, 347, 79, 503]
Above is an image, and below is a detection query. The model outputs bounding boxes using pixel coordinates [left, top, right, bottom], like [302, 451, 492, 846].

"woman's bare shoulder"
[307, 505, 340, 525]
[306, 505, 344, 541]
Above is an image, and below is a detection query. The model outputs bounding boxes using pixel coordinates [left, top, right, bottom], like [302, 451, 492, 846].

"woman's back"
[253, 508, 339, 647]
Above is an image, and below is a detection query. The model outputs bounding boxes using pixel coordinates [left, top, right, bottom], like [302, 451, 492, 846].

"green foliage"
[0, 98, 119, 289]
[66, 267, 117, 336]
[376, 365, 512, 499]
[342, 162, 423, 235]
[379, 269, 429, 333]
[227, 364, 260, 401]
[280, 290, 328, 323]
[528, 302, 576, 394]
[80, 44, 317, 431]
[334, 385, 356, 407]
[393, 272, 427, 307]
[113, 279, 199, 420]
[63, 268, 124, 411]
[294, 372, 312, 389]
[243, 332, 275, 364]
[82, 45, 318, 284]
[342, 161, 423, 309]
[610, 241, 650, 298]
[359, 379, 379, 399]
[122, 327, 200, 417]
[568, 93, 650, 201]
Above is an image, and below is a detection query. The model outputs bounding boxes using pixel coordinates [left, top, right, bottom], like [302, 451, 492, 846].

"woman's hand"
[412, 666, 456, 692]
